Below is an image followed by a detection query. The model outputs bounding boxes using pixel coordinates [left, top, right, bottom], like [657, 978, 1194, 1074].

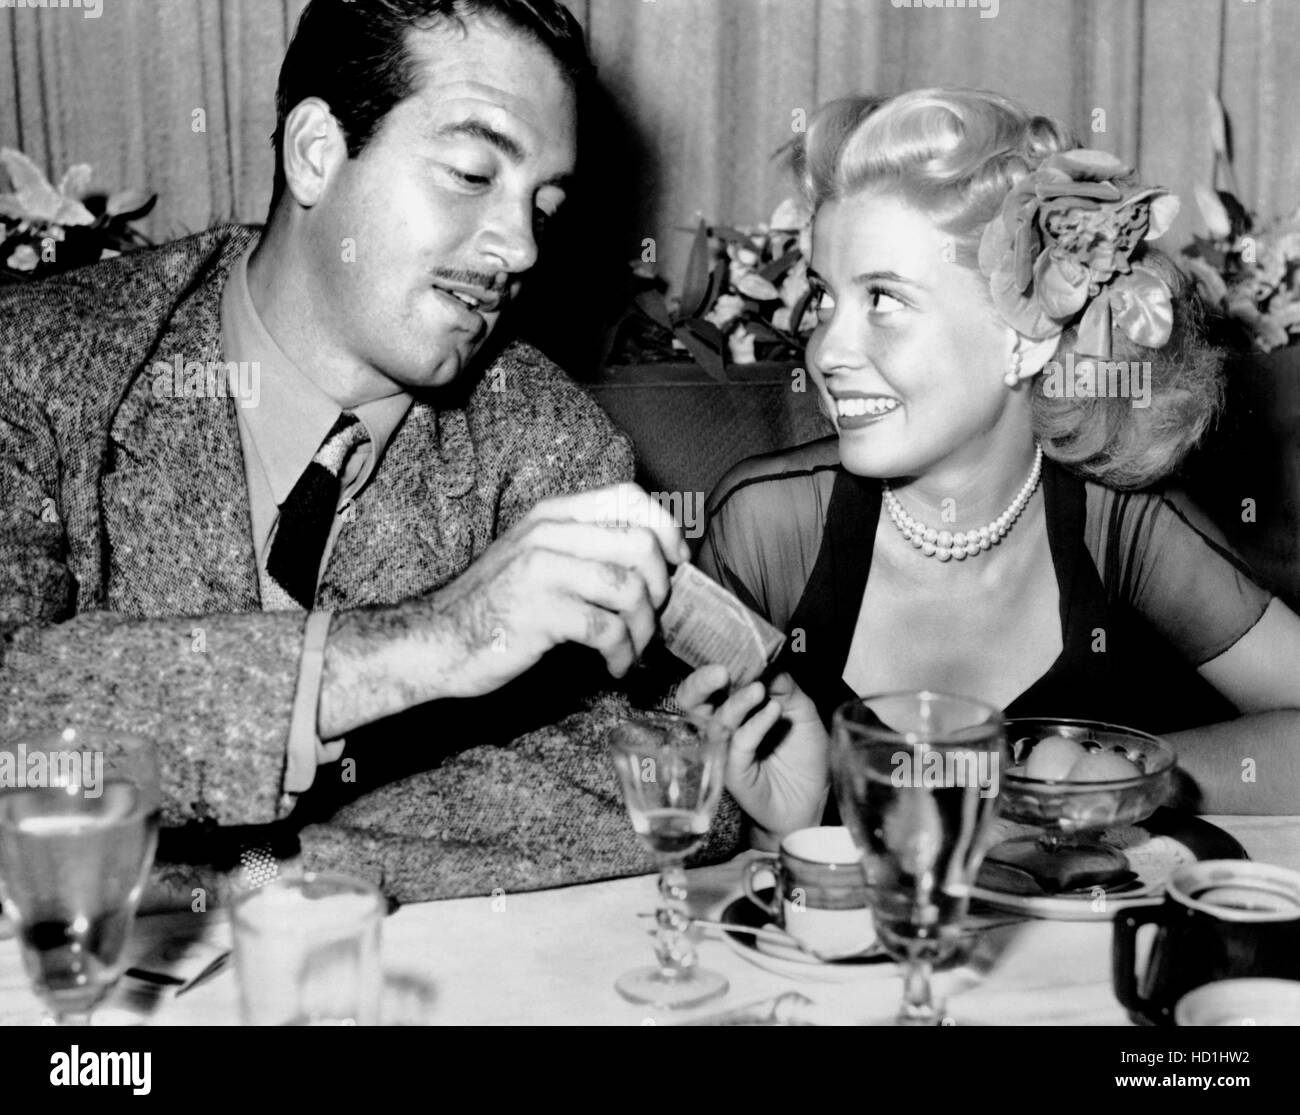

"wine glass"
[0, 727, 160, 1024]
[831, 692, 1006, 1025]
[608, 711, 730, 1010]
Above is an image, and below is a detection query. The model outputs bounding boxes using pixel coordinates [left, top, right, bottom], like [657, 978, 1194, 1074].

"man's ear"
[281, 97, 346, 209]
[1011, 329, 1062, 383]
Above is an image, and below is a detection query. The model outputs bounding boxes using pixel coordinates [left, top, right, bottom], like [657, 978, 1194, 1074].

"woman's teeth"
[835, 397, 899, 418]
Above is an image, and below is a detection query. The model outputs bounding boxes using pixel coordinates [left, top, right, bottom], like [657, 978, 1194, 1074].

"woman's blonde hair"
[793, 87, 1222, 489]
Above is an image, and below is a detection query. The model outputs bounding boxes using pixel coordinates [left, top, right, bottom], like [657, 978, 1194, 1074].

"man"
[0, 0, 711, 900]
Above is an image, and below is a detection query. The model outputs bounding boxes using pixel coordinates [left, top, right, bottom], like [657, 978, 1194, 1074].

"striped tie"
[265, 412, 370, 609]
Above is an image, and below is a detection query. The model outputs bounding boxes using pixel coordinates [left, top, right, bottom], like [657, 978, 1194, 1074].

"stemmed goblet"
[831, 692, 1006, 1025]
[608, 711, 730, 1010]
[0, 727, 160, 1025]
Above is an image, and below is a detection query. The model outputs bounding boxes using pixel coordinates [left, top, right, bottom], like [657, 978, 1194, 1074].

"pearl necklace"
[882, 443, 1044, 561]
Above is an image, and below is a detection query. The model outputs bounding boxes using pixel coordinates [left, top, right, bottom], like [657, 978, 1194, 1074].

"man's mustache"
[431, 268, 508, 295]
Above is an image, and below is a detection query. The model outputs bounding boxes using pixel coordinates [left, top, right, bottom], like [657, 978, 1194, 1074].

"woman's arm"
[1165, 599, 1300, 813]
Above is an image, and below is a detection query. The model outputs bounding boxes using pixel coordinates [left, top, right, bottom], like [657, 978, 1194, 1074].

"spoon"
[635, 912, 886, 963]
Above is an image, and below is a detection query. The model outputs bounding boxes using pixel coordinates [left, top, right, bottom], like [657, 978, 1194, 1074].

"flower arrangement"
[605, 197, 817, 381]
[977, 148, 1178, 358]
[1180, 95, 1300, 353]
[0, 148, 155, 283]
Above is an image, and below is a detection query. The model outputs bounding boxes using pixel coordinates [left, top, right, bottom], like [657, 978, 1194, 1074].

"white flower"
[727, 242, 760, 267]
[6, 243, 38, 271]
[0, 148, 94, 228]
[772, 306, 792, 331]
[730, 261, 780, 301]
[704, 293, 745, 330]
[728, 325, 756, 364]
[769, 196, 811, 231]
[779, 257, 810, 309]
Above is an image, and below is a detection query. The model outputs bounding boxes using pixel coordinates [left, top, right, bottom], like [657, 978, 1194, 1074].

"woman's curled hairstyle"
[792, 87, 1223, 490]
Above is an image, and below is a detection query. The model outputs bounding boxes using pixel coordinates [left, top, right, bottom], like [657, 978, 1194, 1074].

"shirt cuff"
[284, 609, 346, 795]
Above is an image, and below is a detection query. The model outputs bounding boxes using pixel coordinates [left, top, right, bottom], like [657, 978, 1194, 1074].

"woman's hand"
[675, 664, 830, 846]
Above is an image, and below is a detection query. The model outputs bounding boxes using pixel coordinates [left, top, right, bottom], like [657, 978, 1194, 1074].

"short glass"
[608, 711, 730, 1010]
[0, 727, 160, 1025]
[231, 872, 384, 1026]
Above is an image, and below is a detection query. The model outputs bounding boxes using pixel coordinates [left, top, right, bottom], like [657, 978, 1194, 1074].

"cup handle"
[742, 855, 783, 922]
[1112, 902, 1164, 1020]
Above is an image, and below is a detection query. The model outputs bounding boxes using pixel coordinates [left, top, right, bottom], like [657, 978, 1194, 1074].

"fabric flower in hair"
[977, 149, 1180, 357]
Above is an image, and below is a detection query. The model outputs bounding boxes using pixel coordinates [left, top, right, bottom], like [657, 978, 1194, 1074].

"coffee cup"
[741, 826, 875, 959]
[1175, 978, 1300, 1026]
[1112, 859, 1300, 1026]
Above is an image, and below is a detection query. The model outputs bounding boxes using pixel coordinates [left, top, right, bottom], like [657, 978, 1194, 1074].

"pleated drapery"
[3, 0, 1298, 303]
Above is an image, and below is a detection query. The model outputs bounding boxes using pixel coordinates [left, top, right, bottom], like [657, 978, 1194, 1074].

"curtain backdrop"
[4, 0, 1299, 351]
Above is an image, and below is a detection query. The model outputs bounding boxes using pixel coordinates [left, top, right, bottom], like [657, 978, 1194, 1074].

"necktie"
[265, 412, 370, 609]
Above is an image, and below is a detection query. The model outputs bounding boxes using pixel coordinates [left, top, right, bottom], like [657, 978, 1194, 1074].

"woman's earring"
[1004, 350, 1022, 388]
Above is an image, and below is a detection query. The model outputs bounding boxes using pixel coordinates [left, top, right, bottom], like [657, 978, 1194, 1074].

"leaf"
[674, 322, 727, 382]
[1207, 91, 1230, 161]
[106, 190, 156, 219]
[708, 225, 754, 246]
[679, 219, 712, 320]
[0, 148, 60, 223]
[1193, 184, 1232, 240]
[743, 318, 786, 343]
[634, 289, 674, 332]
[733, 270, 780, 301]
[700, 257, 729, 317]
[1217, 190, 1252, 239]
[759, 247, 801, 284]
[684, 316, 726, 351]
[789, 286, 815, 337]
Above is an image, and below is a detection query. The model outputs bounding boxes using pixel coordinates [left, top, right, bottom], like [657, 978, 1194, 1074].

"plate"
[971, 808, 1247, 921]
[716, 890, 895, 983]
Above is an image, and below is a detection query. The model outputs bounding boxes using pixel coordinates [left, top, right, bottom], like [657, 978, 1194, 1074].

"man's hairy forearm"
[1165, 710, 1300, 814]
[318, 594, 485, 738]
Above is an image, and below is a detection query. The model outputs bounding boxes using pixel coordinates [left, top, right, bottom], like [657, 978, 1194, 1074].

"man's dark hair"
[269, 0, 591, 210]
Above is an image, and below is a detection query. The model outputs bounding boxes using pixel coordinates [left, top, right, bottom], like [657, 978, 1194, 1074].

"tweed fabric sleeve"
[0, 238, 310, 828]
[0, 382, 302, 826]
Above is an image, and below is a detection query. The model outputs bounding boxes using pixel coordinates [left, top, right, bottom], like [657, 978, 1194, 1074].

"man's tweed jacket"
[0, 225, 741, 901]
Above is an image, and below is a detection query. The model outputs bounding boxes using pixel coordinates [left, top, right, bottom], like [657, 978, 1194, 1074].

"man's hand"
[419, 483, 690, 699]
[676, 665, 830, 847]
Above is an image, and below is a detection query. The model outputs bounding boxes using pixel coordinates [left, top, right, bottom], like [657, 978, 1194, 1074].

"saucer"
[972, 809, 1247, 921]
[717, 890, 893, 983]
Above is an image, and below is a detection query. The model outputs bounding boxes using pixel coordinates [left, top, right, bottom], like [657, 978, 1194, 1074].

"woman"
[684, 88, 1300, 846]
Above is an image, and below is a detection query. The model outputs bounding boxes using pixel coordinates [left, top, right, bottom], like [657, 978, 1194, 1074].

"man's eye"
[447, 167, 492, 187]
[867, 287, 906, 314]
[813, 287, 836, 322]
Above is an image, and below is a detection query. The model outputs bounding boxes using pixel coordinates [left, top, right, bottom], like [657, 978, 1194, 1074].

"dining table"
[0, 814, 1296, 1027]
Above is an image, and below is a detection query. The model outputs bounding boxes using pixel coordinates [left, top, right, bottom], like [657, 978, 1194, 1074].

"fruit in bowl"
[986, 719, 1179, 892]
[1000, 719, 1176, 834]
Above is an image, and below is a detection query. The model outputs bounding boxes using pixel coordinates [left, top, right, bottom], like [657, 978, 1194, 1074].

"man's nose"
[479, 197, 539, 276]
